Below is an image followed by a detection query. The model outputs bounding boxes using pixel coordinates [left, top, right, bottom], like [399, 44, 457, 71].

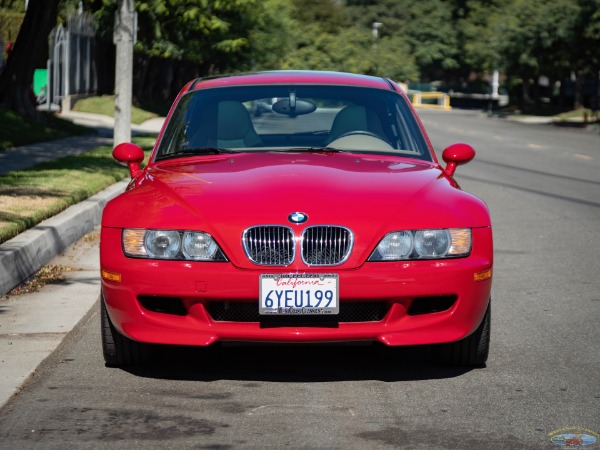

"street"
[0, 109, 598, 449]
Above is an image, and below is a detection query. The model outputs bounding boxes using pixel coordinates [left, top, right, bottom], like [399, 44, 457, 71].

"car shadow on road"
[125, 343, 476, 382]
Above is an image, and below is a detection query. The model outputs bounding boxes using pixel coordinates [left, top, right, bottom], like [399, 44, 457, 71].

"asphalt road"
[0, 110, 598, 449]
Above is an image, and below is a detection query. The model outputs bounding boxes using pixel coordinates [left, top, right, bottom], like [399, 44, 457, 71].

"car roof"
[188, 70, 397, 92]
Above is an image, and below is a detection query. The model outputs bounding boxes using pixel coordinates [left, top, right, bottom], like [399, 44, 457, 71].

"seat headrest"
[218, 101, 254, 140]
[329, 105, 384, 142]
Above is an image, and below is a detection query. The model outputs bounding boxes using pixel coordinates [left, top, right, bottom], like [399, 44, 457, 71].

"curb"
[0, 179, 129, 295]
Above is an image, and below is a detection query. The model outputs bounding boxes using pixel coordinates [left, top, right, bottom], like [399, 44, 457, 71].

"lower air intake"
[408, 295, 457, 316]
[207, 301, 389, 323]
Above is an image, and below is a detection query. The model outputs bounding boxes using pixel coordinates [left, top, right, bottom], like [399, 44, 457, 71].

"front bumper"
[100, 226, 493, 347]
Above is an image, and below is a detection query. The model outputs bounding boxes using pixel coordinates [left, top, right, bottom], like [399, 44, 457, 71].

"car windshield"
[155, 85, 432, 161]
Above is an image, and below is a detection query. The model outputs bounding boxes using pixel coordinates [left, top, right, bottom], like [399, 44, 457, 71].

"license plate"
[259, 274, 339, 315]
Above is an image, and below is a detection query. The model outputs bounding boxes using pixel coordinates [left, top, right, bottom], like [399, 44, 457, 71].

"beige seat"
[327, 105, 386, 143]
[217, 101, 263, 148]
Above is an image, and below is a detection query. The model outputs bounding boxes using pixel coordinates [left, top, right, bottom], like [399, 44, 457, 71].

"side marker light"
[101, 270, 122, 283]
[474, 269, 492, 282]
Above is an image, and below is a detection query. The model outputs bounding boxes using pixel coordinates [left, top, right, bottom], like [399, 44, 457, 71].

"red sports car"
[100, 71, 493, 367]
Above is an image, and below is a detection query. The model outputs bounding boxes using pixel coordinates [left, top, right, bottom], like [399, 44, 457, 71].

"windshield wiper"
[284, 147, 350, 153]
[156, 147, 237, 161]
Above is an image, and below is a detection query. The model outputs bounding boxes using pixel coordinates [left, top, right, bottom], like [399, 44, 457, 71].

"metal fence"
[43, 11, 97, 110]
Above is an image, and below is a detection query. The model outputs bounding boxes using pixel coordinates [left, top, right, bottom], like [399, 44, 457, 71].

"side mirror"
[441, 143, 475, 177]
[113, 143, 145, 178]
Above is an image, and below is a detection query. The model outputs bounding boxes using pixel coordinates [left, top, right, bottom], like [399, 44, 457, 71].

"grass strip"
[0, 137, 154, 244]
[0, 108, 89, 151]
[556, 108, 598, 122]
[72, 95, 159, 124]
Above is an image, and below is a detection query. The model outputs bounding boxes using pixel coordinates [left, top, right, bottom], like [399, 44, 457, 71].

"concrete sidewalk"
[0, 110, 164, 409]
[59, 110, 166, 137]
[0, 218, 112, 409]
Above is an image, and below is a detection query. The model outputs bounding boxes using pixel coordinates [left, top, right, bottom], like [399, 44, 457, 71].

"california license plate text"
[259, 274, 339, 315]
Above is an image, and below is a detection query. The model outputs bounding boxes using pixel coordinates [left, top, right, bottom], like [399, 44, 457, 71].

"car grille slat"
[243, 225, 352, 266]
[243, 226, 294, 266]
[302, 226, 352, 266]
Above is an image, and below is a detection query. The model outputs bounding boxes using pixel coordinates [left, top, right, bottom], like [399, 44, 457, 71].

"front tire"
[101, 293, 152, 367]
[432, 300, 491, 367]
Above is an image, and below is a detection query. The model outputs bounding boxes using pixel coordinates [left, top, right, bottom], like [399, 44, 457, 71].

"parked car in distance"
[100, 70, 493, 368]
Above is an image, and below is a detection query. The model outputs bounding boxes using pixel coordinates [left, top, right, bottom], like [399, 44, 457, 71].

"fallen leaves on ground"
[7, 264, 73, 296]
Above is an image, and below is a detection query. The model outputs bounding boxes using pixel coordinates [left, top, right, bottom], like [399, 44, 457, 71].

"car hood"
[103, 152, 490, 268]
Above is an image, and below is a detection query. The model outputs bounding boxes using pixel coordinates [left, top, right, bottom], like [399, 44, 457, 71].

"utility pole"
[488, 70, 499, 116]
[371, 22, 383, 75]
[113, 0, 134, 146]
[372, 22, 383, 49]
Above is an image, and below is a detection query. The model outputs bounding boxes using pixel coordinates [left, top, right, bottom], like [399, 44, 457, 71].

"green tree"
[569, 0, 600, 107]
[370, 34, 419, 81]
[291, 0, 350, 32]
[249, 0, 298, 70]
[0, 0, 59, 119]
[280, 1, 361, 72]
[281, 0, 418, 80]
[88, 0, 270, 73]
[461, 0, 505, 74]
[346, 0, 459, 81]
[462, 0, 584, 106]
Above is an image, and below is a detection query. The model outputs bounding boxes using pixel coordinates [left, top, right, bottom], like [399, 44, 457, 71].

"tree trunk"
[574, 70, 584, 110]
[520, 76, 534, 110]
[133, 53, 149, 105]
[0, 0, 59, 120]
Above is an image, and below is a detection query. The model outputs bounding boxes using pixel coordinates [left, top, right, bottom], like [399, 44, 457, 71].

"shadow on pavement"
[124, 342, 476, 382]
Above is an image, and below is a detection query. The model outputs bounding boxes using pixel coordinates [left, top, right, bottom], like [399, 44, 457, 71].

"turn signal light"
[101, 269, 122, 283]
[474, 269, 492, 282]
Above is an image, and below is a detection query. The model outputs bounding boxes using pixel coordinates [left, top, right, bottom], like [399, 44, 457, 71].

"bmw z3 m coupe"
[100, 71, 493, 367]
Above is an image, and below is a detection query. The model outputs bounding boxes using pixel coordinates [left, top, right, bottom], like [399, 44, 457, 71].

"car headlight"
[145, 230, 181, 258]
[368, 229, 471, 261]
[122, 229, 227, 261]
[182, 231, 220, 260]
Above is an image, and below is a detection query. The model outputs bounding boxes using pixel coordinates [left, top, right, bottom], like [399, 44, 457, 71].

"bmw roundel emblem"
[289, 212, 308, 224]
